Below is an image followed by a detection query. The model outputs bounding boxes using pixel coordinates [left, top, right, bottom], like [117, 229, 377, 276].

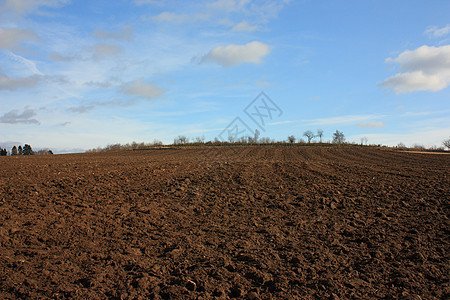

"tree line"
[0, 144, 53, 156]
[288, 129, 344, 144]
[88, 129, 348, 152]
[88, 132, 450, 153]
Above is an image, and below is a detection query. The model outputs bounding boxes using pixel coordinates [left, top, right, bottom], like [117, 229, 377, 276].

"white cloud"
[121, 79, 166, 100]
[351, 127, 450, 148]
[0, 72, 40, 91]
[381, 45, 450, 93]
[0, 28, 37, 50]
[380, 71, 446, 93]
[358, 122, 386, 128]
[231, 21, 258, 32]
[425, 24, 450, 37]
[0, 108, 40, 124]
[94, 26, 133, 41]
[202, 41, 271, 67]
[1, 0, 69, 15]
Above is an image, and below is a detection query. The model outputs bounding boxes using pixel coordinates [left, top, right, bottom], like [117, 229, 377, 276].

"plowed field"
[1, 146, 449, 299]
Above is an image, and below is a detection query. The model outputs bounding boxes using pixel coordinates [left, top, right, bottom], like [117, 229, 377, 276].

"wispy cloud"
[0, 0, 69, 16]
[268, 114, 384, 126]
[5, 51, 44, 75]
[425, 24, 450, 37]
[49, 53, 80, 61]
[358, 122, 386, 128]
[207, 0, 250, 12]
[304, 114, 383, 126]
[94, 26, 133, 41]
[268, 120, 298, 125]
[256, 80, 274, 88]
[201, 41, 271, 67]
[0, 108, 40, 124]
[92, 43, 122, 60]
[231, 21, 258, 32]
[150, 12, 192, 24]
[380, 45, 450, 93]
[84, 78, 120, 89]
[134, 0, 165, 5]
[144, 0, 289, 30]
[67, 105, 94, 114]
[67, 99, 138, 114]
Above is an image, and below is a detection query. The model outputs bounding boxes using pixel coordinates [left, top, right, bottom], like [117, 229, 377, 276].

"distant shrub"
[412, 144, 425, 150]
[36, 149, 54, 155]
[287, 135, 296, 143]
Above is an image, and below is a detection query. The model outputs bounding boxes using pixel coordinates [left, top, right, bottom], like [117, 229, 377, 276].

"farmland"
[0, 146, 449, 299]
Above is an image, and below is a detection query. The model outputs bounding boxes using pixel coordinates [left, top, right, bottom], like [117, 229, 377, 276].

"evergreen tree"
[23, 144, 34, 155]
[18, 146, 23, 155]
[11, 146, 18, 156]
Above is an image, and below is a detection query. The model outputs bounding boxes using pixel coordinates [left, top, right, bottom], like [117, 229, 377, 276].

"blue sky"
[1, 0, 449, 153]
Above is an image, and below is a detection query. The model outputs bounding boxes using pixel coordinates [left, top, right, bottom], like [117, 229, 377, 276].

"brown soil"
[0, 146, 449, 299]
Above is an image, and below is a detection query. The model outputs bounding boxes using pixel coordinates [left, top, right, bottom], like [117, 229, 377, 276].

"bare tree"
[152, 139, 163, 146]
[443, 138, 450, 149]
[259, 137, 273, 144]
[254, 129, 260, 143]
[35, 149, 54, 155]
[194, 136, 205, 144]
[303, 130, 315, 143]
[174, 135, 188, 145]
[316, 129, 323, 143]
[360, 136, 368, 146]
[287, 135, 296, 143]
[332, 130, 345, 144]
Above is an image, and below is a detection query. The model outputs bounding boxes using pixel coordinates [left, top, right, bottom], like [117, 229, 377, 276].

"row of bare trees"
[287, 129, 344, 144]
[86, 135, 450, 153]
